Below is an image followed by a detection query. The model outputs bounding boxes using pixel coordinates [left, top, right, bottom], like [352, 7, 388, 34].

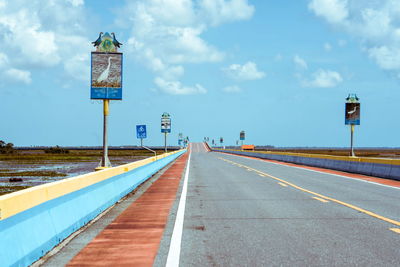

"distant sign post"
[91, 32, 123, 170]
[161, 112, 171, 152]
[136, 125, 147, 147]
[345, 94, 360, 157]
[240, 130, 245, 149]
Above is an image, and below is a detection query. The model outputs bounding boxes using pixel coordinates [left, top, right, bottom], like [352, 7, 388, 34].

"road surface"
[159, 143, 400, 266]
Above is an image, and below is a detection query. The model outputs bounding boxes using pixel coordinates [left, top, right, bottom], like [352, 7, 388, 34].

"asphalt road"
[159, 143, 400, 266]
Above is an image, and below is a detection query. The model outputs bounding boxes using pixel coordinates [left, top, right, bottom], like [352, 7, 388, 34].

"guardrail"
[0, 149, 186, 267]
[212, 149, 400, 181]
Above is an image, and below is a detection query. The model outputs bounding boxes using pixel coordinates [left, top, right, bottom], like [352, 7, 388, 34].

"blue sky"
[1, 0, 400, 147]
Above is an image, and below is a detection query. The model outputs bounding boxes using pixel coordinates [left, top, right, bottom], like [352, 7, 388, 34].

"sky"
[1, 0, 400, 147]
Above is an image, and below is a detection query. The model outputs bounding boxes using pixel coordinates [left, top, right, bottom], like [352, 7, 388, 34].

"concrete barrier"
[213, 149, 400, 181]
[0, 149, 186, 267]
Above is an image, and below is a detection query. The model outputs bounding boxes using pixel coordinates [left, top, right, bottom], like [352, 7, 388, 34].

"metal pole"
[140, 138, 143, 147]
[164, 132, 167, 153]
[350, 124, 355, 157]
[102, 99, 111, 167]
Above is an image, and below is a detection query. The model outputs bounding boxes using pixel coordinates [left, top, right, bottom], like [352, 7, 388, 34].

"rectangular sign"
[240, 131, 245, 141]
[161, 118, 171, 133]
[136, 125, 147, 139]
[91, 52, 123, 100]
[345, 103, 360, 125]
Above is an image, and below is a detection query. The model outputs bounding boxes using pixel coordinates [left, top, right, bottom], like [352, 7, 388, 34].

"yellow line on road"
[278, 182, 288, 187]
[258, 174, 265, 177]
[219, 158, 400, 227]
[313, 197, 329, 203]
[390, 228, 400, 234]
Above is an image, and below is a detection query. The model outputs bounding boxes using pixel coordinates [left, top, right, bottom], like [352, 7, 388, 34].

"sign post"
[136, 125, 147, 147]
[345, 94, 360, 157]
[91, 32, 123, 170]
[240, 130, 245, 149]
[161, 112, 171, 153]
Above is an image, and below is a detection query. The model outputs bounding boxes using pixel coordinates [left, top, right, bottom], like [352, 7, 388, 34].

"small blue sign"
[136, 125, 147, 139]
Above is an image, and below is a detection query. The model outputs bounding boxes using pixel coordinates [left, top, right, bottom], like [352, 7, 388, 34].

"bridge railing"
[0, 149, 186, 267]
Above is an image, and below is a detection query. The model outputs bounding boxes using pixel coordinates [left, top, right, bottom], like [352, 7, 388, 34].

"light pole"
[345, 94, 360, 157]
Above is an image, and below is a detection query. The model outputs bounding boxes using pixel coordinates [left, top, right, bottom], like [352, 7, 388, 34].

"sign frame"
[91, 51, 123, 100]
[345, 102, 360, 125]
[161, 117, 171, 133]
[136, 125, 147, 139]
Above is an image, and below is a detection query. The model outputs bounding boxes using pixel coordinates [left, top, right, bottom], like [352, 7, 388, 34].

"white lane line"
[166, 150, 191, 267]
[219, 153, 400, 191]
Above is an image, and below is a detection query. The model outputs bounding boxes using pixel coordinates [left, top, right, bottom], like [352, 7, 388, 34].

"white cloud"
[118, 0, 254, 94]
[199, 0, 255, 26]
[223, 85, 242, 93]
[293, 55, 308, 70]
[154, 77, 207, 95]
[0, 0, 90, 85]
[308, 0, 349, 24]
[4, 68, 31, 84]
[324, 42, 332, 51]
[302, 69, 343, 88]
[223, 61, 265, 81]
[309, 0, 400, 78]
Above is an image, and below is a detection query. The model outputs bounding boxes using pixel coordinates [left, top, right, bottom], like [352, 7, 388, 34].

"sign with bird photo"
[345, 102, 360, 125]
[91, 52, 123, 100]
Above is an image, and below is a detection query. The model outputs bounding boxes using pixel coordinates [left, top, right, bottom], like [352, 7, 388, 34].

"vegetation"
[0, 170, 67, 177]
[0, 140, 15, 154]
[44, 146, 70, 154]
[0, 186, 31, 196]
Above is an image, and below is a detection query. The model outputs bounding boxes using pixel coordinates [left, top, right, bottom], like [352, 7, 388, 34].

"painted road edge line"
[219, 152, 400, 190]
[219, 157, 400, 228]
[165, 149, 192, 267]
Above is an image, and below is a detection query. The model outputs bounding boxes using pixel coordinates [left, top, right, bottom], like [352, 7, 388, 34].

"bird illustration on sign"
[92, 32, 122, 52]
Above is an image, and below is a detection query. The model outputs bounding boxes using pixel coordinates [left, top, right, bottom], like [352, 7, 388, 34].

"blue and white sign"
[136, 125, 147, 139]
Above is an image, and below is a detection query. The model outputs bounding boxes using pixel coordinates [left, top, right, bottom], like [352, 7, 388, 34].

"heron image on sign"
[91, 52, 123, 100]
[345, 102, 360, 125]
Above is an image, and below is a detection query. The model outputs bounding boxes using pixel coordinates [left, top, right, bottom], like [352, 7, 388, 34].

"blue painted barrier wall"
[0, 150, 185, 267]
[213, 149, 400, 181]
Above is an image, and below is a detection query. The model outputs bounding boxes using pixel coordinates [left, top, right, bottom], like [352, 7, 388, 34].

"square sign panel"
[136, 125, 147, 139]
[345, 103, 360, 125]
[91, 52, 123, 100]
[161, 118, 171, 133]
[240, 131, 245, 141]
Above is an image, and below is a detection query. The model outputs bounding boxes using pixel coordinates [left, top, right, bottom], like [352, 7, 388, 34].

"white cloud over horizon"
[0, 0, 91, 85]
[223, 61, 265, 81]
[301, 69, 343, 88]
[309, 0, 400, 77]
[293, 55, 308, 70]
[119, 0, 255, 94]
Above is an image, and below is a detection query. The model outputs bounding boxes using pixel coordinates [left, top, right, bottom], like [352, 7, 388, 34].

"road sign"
[161, 113, 171, 133]
[220, 137, 223, 144]
[240, 131, 245, 141]
[345, 102, 360, 125]
[136, 125, 147, 139]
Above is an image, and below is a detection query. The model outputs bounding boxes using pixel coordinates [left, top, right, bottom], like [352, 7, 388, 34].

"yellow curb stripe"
[389, 228, 400, 234]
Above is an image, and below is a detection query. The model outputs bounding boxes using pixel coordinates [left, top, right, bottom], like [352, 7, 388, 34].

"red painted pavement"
[67, 152, 189, 267]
